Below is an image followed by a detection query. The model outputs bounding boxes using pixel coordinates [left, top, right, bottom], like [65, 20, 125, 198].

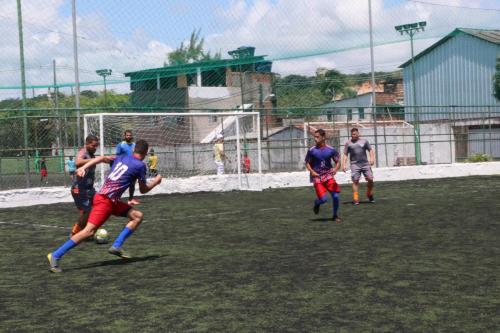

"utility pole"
[395, 21, 427, 165]
[368, 0, 379, 167]
[72, 0, 81, 147]
[16, 0, 30, 187]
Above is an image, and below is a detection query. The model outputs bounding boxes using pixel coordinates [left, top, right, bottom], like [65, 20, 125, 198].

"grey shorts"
[350, 163, 373, 182]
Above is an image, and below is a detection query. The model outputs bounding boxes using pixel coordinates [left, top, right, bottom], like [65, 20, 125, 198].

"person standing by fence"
[39, 157, 48, 185]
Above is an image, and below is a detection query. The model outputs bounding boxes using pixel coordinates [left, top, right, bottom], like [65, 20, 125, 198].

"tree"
[166, 29, 221, 66]
[319, 69, 349, 99]
[494, 56, 500, 101]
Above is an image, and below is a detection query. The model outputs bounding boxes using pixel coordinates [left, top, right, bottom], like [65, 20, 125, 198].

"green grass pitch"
[0, 176, 499, 332]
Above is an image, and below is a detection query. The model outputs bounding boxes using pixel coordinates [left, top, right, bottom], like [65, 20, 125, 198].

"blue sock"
[53, 239, 77, 259]
[112, 227, 134, 248]
[332, 192, 340, 217]
[315, 195, 328, 206]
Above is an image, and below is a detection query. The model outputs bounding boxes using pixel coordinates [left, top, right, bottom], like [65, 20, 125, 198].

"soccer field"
[0, 176, 499, 332]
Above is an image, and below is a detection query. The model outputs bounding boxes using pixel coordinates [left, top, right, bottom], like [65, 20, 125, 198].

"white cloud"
[209, 0, 500, 75]
[0, 0, 173, 96]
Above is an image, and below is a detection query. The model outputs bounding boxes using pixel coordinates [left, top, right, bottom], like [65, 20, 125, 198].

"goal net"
[84, 112, 262, 192]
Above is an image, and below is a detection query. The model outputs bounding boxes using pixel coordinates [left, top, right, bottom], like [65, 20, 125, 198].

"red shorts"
[41, 169, 47, 177]
[87, 194, 132, 228]
[314, 178, 340, 199]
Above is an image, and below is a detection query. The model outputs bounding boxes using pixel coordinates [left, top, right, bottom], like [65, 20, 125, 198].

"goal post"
[83, 112, 263, 191]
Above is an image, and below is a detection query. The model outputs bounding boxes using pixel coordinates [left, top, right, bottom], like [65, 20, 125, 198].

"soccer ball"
[94, 228, 109, 244]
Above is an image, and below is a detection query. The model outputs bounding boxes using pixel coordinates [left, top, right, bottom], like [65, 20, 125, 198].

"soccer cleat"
[128, 198, 140, 206]
[352, 201, 360, 205]
[368, 195, 375, 203]
[108, 246, 132, 259]
[70, 223, 82, 236]
[313, 203, 320, 214]
[333, 216, 342, 224]
[47, 253, 62, 273]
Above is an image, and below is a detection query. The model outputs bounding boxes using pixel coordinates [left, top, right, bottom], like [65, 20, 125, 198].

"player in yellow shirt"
[213, 134, 228, 175]
[147, 148, 158, 177]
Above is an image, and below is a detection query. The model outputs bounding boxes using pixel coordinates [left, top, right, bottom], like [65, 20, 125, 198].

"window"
[209, 110, 218, 123]
[358, 108, 365, 120]
[347, 109, 352, 121]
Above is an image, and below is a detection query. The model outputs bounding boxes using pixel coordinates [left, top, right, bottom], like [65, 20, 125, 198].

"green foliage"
[167, 29, 221, 66]
[0, 90, 131, 112]
[467, 153, 491, 162]
[494, 56, 500, 101]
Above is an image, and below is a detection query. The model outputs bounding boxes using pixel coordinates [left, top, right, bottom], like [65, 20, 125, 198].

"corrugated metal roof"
[399, 28, 500, 68]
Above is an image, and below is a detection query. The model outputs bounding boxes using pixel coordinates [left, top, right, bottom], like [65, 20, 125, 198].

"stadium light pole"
[71, 0, 82, 147]
[395, 21, 426, 165]
[16, 0, 30, 187]
[96, 69, 112, 107]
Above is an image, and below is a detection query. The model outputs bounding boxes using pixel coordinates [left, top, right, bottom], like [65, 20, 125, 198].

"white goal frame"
[83, 112, 263, 191]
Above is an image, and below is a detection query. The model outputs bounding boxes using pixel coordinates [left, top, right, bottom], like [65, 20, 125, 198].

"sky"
[0, 0, 499, 97]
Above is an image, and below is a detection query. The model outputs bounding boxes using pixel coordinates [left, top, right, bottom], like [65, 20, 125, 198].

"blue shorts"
[71, 186, 96, 212]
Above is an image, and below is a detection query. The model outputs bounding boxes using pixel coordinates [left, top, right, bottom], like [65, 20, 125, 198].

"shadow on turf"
[66, 255, 165, 272]
[310, 217, 336, 222]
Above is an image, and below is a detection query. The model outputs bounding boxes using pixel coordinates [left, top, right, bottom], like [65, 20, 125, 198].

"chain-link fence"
[0, 106, 499, 191]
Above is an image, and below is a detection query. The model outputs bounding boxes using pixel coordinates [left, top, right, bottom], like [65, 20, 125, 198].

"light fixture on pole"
[395, 21, 426, 165]
[96, 69, 112, 107]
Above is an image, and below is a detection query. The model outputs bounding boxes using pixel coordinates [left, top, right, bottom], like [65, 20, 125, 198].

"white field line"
[0, 220, 70, 230]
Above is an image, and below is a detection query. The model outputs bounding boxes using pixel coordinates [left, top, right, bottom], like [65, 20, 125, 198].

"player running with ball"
[305, 129, 342, 223]
[47, 140, 162, 273]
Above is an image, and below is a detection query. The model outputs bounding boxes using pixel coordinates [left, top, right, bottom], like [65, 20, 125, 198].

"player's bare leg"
[108, 209, 143, 259]
[366, 178, 375, 203]
[351, 181, 360, 205]
[71, 211, 88, 236]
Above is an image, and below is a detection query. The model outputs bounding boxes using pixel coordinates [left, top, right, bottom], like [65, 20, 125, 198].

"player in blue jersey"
[116, 129, 140, 206]
[47, 139, 162, 273]
[305, 129, 342, 223]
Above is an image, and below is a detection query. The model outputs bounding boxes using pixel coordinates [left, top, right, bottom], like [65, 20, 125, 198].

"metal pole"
[368, 0, 379, 167]
[410, 32, 422, 164]
[53, 60, 65, 183]
[72, 0, 82, 147]
[236, 116, 242, 189]
[16, 0, 30, 188]
[256, 113, 262, 190]
[98, 114, 105, 185]
[103, 75, 107, 107]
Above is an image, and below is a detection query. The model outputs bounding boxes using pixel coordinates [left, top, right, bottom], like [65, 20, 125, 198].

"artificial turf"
[0, 176, 499, 332]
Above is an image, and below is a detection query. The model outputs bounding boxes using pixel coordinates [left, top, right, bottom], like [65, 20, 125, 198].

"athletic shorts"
[314, 178, 340, 199]
[71, 186, 95, 212]
[350, 163, 374, 182]
[41, 169, 47, 177]
[87, 194, 132, 228]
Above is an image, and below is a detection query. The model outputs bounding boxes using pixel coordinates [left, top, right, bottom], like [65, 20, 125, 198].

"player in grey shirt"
[342, 128, 375, 205]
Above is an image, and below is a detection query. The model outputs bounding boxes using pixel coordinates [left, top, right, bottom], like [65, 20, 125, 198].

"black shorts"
[71, 186, 96, 212]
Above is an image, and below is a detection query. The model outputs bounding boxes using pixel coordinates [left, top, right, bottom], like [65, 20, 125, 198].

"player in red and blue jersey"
[305, 129, 342, 223]
[47, 139, 162, 273]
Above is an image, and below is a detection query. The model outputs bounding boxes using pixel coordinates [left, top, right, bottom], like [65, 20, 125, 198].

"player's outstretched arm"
[76, 156, 114, 177]
[138, 174, 162, 194]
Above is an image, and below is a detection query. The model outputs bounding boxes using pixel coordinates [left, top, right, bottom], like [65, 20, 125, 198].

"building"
[124, 46, 277, 142]
[400, 28, 500, 160]
[400, 28, 500, 120]
[321, 79, 404, 123]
